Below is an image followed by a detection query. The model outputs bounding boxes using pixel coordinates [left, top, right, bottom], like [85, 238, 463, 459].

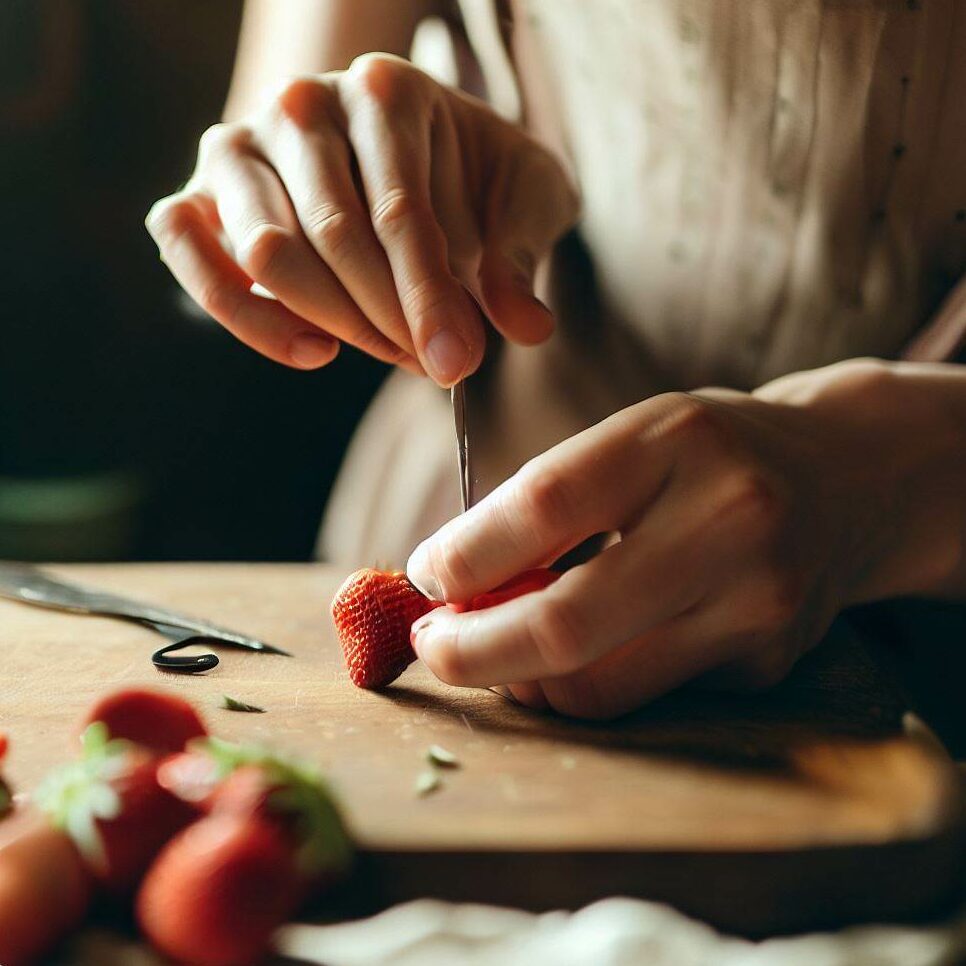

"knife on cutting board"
[0, 561, 289, 656]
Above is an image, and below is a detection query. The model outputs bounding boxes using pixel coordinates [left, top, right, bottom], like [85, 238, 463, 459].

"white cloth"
[277, 897, 966, 966]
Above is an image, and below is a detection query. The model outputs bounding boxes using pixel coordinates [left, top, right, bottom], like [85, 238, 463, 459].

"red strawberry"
[37, 724, 198, 894]
[451, 568, 560, 613]
[0, 810, 93, 966]
[138, 811, 303, 966]
[0, 733, 11, 819]
[157, 755, 276, 816]
[138, 741, 352, 966]
[79, 688, 208, 755]
[331, 568, 441, 688]
[156, 739, 352, 876]
[155, 748, 223, 808]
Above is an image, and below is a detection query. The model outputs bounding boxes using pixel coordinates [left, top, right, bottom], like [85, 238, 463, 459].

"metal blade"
[0, 562, 290, 655]
[451, 379, 472, 513]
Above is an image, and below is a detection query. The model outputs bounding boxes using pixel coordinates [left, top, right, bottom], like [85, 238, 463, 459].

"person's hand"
[405, 360, 963, 718]
[146, 54, 579, 384]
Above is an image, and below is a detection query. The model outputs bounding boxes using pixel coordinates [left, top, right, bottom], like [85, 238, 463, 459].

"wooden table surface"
[1, 563, 965, 952]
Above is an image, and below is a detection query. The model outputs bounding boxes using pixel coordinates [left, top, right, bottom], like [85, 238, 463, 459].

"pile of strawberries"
[0, 689, 350, 966]
[0, 567, 559, 964]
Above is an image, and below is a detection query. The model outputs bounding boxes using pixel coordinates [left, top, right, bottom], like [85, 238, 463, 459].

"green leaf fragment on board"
[221, 695, 266, 713]
[425, 744, 459, 768]
[415, 770, 441, 796]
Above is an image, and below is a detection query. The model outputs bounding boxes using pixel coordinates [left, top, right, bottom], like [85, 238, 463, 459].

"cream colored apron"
[320, 0, 966, 569]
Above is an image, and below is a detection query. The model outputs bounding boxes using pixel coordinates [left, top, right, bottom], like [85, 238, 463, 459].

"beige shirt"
[320, 0, 966, 568]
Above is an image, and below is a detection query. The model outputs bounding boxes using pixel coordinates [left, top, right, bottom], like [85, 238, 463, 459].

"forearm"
[223, 0, 447, 120]
[755, 358, 966, 602]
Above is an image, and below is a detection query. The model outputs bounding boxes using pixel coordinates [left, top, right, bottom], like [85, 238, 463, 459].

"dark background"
[0, 1, 388, 562]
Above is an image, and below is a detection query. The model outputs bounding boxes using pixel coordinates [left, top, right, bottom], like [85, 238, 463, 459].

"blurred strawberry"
[37, 723, 198, 893]
[0, 732, 11, 819]
[78, 688, 208, 755]
[139, 738, 352, 966]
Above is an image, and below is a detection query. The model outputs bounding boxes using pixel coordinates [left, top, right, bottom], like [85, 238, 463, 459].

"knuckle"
[304, 204, 360, 260]
[347, 52, 412, 105]
[274, 74, 331, 126]
[426, 531, 478, 601]
[196, 278, 238, 322]
[197, 122, 244, 162]
[370, 189, 426, 239]
[723, 469, 784, 534]
[145, 195, 195, 245]
[527, 598, 585, 675]
[516, 462, 575, 536]
[661, 393, 722, 443]
[236, 222, 293, 280]
[835, 357, 894, 389]
[398, 274, 452, 326]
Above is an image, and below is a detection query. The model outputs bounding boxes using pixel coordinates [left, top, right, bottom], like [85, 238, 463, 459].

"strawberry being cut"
[78, 687, 208, 755]
[36, 722, 199, 894]
[331, 566, 559, 689]
[331, 568, 441, 688]
[139, 738, 352, 966]
[450, 568, 560, 613]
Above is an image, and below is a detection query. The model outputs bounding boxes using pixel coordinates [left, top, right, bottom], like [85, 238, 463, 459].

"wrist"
[756, 358, 966, 604]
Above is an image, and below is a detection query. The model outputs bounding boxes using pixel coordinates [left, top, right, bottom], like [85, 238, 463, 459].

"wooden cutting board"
[1, 564, 964, 938]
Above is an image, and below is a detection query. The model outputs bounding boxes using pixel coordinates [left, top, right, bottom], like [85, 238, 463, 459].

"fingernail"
[424, 329, 470, 386]
[407, 544, 443, 602]
[410, 613, 436, 658]
[289, 333, 335, 369]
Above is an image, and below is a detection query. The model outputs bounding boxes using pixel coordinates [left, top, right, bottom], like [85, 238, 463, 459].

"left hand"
[406, 360, 950, 718]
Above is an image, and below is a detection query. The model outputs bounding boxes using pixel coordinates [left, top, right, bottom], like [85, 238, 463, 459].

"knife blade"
[0, 562, 290, 655]
[451, 379, 473, 513]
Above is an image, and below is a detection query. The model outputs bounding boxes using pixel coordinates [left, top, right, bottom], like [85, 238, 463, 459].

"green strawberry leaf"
[35, 722, 133, 866]
[0, 778, 11, 817]
[191, 736, 353, 877]
[221, 695, 266, 713]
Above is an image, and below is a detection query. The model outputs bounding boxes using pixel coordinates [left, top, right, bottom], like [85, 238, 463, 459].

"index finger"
[406, 406, 671, 603]
[409, 523, 706, 688]
[343, 56, 485, 386]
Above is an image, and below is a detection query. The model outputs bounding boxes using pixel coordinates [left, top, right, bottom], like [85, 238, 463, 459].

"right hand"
[146, 53, 580, 385]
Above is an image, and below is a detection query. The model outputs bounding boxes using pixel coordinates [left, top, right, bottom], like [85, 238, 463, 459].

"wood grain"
[0, 564, 964, 938]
